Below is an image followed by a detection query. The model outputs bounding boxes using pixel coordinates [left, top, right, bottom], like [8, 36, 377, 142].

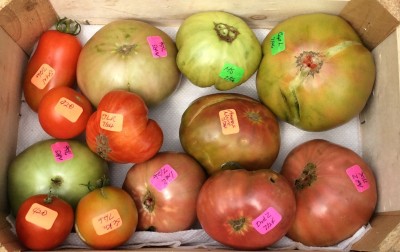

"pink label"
[252, 207, 282, 235]
[147, 36, 167, 58]
[150, 164, 178, 191]
[346, 165, 370, 192]
[51, 142, 73, 162]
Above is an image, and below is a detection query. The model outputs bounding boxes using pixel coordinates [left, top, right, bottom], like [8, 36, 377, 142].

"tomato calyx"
[228, 217, 248, 234]
[95, 134, 112, 160]
[117, 44, 138, 56]
[294, 162, 317, 190]
[143, 190, 155, 213]
[80, 175, 110, 192]
[56, 17, 81, 35]
[214, 22, 240, 42]
[295, 51, 324, 77]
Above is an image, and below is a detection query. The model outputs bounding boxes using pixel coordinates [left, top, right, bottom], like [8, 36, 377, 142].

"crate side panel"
[0, 0, 58, 54]
[360, 27, 400, 213]
[340, 0, 400, 50]
[49, 0, 348, 28]
[0, 27, 27, 214]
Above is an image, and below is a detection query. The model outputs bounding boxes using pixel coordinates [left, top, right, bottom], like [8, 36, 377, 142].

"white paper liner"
[12, 24, 369, 250]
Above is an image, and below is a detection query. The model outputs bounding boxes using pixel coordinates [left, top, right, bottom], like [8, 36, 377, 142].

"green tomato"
[7, 139, 109, 216]
[176, 11, 262, 90]
[77, 20, 181, 108]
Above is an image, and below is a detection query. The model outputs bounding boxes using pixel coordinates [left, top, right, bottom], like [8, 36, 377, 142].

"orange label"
[25, 203, 58, 230]
[92, 209, 123, 235]
[100, 111, 123, 132]
[219, 109, 240, 135]
[55, 97, 83, 123]
[31, 63, 55, 89]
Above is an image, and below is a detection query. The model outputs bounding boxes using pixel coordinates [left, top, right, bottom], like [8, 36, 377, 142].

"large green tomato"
[7, 139, 109, 216]
[176, 11, 262, 90]
[256, 13, 375, 131]
[77, 20, 181, 107]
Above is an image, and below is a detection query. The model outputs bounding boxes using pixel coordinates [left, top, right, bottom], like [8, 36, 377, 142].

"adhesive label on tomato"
[25, 203, 58, 230]
[147, 36, 168, 58]
[219, 109, 240, 135]
[346, 165, 370, 192]
[92, 209, 123, 235]
[252, 207, 282, 235]
[55, 97, 83, 123]
[219, 63, 244, 83]
[150, 164, 178, 191]
[270, 31, 285, 55]
[100, 111, 123, 132]
[51, 142, 74, 162]
[31, 63, 55, 89]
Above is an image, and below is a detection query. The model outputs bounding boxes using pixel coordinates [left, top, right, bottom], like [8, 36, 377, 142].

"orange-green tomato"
[256, 13, 375, 131]
[75, 186, 138, 250]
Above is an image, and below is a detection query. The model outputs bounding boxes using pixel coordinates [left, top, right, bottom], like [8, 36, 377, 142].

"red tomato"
[86, 90, 163, 163]
[15, 194, 74, 251]
[122, 152, 207, 232]
[38, 86, 93, 139]
[280, 139, 377, 246]
[197, 169, 296, 250]
[74, 186, 138, 249]
[23, 18, 82, 112]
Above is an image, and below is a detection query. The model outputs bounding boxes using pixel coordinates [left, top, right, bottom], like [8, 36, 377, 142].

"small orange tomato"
[74, 186, 138, 250]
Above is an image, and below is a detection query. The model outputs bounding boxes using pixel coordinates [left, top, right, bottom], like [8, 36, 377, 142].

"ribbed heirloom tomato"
[280, 139, 377, 246]
[86, 90, 163, 164]
[176, 11, 261, 90]
[256, 13, 375, 131]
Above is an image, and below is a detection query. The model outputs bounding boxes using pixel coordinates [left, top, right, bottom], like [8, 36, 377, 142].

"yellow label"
[100, 111, 123, 132]
[25, 203, 58, 230]
[31, 63, 55, 89]
[219, 109, 240, 135]
[55, 97, 83, 123]
[92, 209, 123, 235]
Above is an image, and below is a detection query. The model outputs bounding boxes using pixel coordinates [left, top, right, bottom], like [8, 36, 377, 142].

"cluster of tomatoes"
[11, 10, 378, 251]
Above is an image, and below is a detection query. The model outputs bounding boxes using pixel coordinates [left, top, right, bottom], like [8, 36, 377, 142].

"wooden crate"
[0, 0, 399, 250]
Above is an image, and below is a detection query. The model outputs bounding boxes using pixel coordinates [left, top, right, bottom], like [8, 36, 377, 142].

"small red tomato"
[86, 90, 163, 163]
[75, 186, 138, 250]
[15, 194, 74, 251]
[38, 86, 93, 139]
[23, 18, 82, 112]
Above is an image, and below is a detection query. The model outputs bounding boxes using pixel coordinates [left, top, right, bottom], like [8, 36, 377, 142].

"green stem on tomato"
[56, 17, 81, 35]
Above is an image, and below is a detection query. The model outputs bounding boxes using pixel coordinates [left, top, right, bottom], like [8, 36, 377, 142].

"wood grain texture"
[49, 0, 348, 28]
[0, 0, 58, 54]
[0, 27, 26, 214]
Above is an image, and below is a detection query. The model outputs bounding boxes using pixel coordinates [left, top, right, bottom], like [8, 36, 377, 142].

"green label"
[219, 63, 244, 83]
[270, 31, 285, 55]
